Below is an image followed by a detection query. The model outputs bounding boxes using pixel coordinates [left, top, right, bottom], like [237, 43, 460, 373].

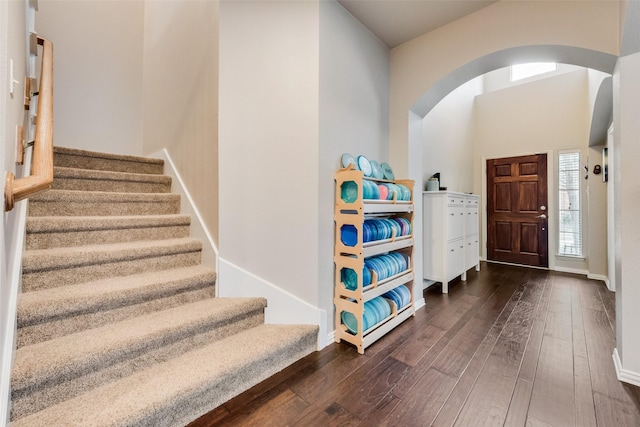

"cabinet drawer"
[447, 197, 465, 206]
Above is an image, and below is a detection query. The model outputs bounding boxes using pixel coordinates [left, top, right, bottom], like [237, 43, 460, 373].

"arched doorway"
[399, 45, 617, 305]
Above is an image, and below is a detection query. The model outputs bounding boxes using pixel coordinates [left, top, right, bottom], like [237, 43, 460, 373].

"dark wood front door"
[487, 154, 548, 267]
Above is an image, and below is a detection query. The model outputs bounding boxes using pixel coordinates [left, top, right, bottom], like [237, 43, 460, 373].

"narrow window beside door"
[558, 151, 582, 257]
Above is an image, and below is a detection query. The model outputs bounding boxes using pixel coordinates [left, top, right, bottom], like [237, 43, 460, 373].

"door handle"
[537, 214, 547, 219]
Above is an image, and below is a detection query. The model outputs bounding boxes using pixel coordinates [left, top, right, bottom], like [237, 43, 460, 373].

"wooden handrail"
[4, 37, 54, 211]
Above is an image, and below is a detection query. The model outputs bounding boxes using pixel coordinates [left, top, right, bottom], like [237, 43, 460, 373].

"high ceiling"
[337, 0, 499, 48]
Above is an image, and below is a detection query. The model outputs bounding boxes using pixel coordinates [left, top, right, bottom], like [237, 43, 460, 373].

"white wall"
[620, 0, 640, 56]
[142, 0, 219, 245]
[614, 51, 640, 383]
[218, 1, 320, 305]
[587, 68, 613, 122]
[1, 0, 28, 422]
[218, 1, 391, 344]
[586, 144, 608, 279]
[37, 0, 144, 156]
[319, 0, 390, 335]
[422, 76, 482, 193]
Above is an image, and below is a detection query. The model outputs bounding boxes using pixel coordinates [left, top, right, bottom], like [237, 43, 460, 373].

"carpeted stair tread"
[17, 265, 216, 328]
[11, 297, 268, 393]
[11, 324, 318, 427]
[23, 237, 202, 272]
[28, 189, 181, 217]
[53, 146, 164, 175]
[27, 214, 191, 233]
[17, 286, 216, 349]
[26, 214, 191, 249]
[52, 166, 172, 193]
[21, 238, 203, 291]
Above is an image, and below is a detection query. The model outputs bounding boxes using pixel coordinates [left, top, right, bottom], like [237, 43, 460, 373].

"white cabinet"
[423, 191, 480, 293]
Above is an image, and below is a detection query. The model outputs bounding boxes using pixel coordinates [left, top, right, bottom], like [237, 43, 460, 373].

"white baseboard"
[587, 273, 612, 291]
[486, 259, 550, 271]
[150, 149, 218, 281]
[553, 266, 588, 275]
[326, 330, 335, 346]
[613, 348, 640, 387]
[152, 149, 331, 349]
[218, 258, 328, 350]
[0, 197, 29, 425]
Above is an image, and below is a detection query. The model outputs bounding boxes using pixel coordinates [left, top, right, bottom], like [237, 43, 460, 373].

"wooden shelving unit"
[334, 166, 415, 354]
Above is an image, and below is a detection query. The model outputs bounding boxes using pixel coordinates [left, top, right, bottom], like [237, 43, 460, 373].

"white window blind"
[558, 151, 582, 256]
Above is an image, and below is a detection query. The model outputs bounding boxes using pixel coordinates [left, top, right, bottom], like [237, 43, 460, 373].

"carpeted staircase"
[10, 146, 318, 426]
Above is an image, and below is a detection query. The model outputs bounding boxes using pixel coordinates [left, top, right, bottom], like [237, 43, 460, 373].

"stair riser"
[27, 224, 191, 250]
[22, 251, 202, 292]
[18, 285, 216, 348]
[11, 310, 265, 420]
[52, 177, 171, 194]
[28, 199, 180, 217]
[54, 153, 164, 175]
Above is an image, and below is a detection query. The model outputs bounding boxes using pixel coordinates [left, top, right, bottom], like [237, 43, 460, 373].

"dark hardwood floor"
[188, 262, 640, 426]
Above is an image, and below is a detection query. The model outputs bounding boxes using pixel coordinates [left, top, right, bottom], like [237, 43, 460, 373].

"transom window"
[511, 62, 557, 81]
